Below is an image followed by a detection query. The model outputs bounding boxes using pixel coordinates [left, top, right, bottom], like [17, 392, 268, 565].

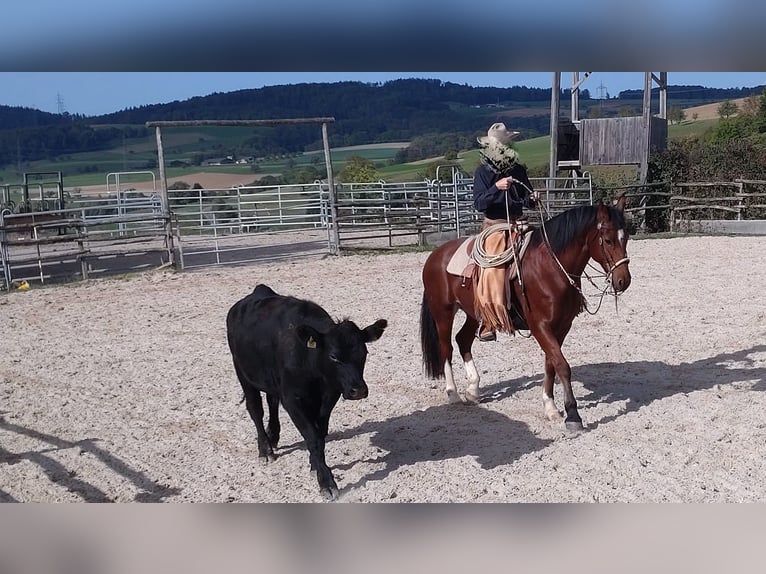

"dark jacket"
[473, 163, 535, 220]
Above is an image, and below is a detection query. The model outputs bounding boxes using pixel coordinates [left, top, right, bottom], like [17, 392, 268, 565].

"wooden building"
[549, 72, 669, 185]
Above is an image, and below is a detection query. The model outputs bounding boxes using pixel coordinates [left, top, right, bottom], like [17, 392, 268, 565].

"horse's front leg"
[533, 327, 583, 431]
[456, 316, 481, 404]
[542, 355, 563, 422]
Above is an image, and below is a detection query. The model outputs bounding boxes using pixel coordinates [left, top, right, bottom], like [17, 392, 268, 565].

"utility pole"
[597, 81, 607, 114]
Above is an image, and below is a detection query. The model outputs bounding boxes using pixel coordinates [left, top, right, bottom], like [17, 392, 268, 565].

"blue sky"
[2, 72, 765, 117]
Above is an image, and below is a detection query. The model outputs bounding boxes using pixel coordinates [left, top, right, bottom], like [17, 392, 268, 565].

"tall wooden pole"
[322, 122, 340, 254]
[549, 72, 561, 192]
[154, 126, 176, 267]
[639, 72, 652, 186]
[571, 72, 579, 123]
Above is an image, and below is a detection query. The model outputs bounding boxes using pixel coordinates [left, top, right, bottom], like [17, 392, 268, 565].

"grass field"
[0, 115, 720, 194]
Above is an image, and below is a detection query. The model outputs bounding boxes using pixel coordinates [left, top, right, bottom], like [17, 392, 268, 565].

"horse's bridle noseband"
[596, 221, 630, 279]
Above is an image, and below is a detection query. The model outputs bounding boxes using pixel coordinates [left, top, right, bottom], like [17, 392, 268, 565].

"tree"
[757, 88, 766, 133]
[338, 155, 378, 183]
[587, 105, 603, 119]
[741, 94, 760, 116]
[668, 106, 687, 125]
[717, 100, 739, 119]
[618, 106, 636, 117]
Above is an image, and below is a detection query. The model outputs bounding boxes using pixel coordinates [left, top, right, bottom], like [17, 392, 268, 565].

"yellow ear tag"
[307, 336, 317, 349]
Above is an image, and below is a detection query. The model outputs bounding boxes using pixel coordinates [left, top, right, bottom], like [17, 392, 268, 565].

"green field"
[0, 117, 720, 195]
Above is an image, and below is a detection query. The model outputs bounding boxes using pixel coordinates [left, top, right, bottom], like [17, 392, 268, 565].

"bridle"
[595, 220, 631, 284]
[532, 196, 631, 315]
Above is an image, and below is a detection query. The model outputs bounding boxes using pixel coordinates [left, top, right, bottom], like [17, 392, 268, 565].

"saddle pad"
[446, 232, 535, 280]
[446, 237, 476, 278]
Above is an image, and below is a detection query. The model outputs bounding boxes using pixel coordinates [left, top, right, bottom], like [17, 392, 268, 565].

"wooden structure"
[145, 118, 339, 261]
[549, 72, 668, 185]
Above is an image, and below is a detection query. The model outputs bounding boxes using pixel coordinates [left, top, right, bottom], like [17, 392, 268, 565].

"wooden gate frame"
[145, 118, 339, 262]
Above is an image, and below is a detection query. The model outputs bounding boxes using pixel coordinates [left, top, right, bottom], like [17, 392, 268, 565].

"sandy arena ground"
[1, 235, 765, 502]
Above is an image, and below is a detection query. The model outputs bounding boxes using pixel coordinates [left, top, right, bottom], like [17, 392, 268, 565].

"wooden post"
[322, 122, 340, 255]
[154, 126, 176, 267]
[659, 72, 668, 120]
[638, 72, 653, 232]
[549, 72, 561, 192]
[737, 180, 744, 220]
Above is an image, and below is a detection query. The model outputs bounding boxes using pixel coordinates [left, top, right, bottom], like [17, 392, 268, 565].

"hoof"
[545, 409, 564, 422]
[258, 453, 278, 465]
[321, 485, 340, 501]
[463, 390, 481, 405]
[446, 389, 463, 404]
[565, 420, 584, 432]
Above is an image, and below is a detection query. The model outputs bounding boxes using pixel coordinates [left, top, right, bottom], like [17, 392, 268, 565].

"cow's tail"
[420, 291, 444, 379]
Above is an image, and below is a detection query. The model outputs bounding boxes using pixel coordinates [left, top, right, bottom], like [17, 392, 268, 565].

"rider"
[472, 122, 539, 341]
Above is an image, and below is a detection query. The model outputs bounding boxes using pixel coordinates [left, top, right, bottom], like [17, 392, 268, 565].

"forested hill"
[0, 105, 76, 129]
[1, 79, 765, 168]
[618, 85, 761, 100]
[91, 79, 555, 147]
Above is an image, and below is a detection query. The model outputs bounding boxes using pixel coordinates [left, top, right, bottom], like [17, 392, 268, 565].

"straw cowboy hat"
[477, 122, 520, 146]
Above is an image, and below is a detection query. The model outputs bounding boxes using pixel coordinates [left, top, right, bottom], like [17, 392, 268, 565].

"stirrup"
[477, 330, 497, 342]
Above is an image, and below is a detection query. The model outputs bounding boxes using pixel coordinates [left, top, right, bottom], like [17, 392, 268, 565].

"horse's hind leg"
[436, 305, 462, 405]
[455, 315, 481, 404]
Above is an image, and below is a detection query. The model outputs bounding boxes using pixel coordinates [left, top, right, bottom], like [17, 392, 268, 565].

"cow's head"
[297, 318, 387, 400]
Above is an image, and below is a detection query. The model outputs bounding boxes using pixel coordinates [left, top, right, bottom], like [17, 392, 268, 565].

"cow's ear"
[296, 325, 322, 349]
[362, 319, 387, 343]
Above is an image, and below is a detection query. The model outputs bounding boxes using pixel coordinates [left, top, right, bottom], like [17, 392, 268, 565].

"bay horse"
[419, 196, 631, 431]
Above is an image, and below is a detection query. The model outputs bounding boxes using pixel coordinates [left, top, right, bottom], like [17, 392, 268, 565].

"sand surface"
[1, 235, 765, 502]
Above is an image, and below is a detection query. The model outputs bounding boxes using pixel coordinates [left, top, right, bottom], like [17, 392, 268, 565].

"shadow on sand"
[271, 344, 765, 496]
[480, 344, 766, 430]
[0, 415, 180, 502]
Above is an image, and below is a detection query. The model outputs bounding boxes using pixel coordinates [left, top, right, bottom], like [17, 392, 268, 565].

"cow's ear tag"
[307, 336, 317, 349]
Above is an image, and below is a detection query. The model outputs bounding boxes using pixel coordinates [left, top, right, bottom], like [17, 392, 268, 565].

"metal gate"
[170, 182, 331, 269]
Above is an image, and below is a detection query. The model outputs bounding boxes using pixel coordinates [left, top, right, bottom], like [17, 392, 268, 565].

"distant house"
[202, 156, 236, 166]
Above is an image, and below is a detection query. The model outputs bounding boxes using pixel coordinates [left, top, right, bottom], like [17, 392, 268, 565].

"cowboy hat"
[477, 122, 520, 146]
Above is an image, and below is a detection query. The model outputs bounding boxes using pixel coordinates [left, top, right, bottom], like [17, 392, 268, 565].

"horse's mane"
[529, 204, 626, 254]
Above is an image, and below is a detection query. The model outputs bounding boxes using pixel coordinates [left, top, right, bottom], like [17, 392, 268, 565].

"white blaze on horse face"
[618, 229, 626, 245]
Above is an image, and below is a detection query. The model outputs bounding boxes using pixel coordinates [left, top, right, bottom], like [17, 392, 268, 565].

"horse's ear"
[613, 195, 627, 212]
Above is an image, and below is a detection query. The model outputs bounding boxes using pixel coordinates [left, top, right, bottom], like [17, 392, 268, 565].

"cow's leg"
[281, 395, 338, 500]
[316, 394, 340, 442]
[236, 370, 276, 462]
[456, 315, 481, 404]
[309, 394, 340, 474]
[265, 393, 281, 449]
[245, 389, 277, 462]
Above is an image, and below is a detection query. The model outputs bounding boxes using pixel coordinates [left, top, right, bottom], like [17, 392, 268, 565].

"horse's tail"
[420, 291, 444, 379]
